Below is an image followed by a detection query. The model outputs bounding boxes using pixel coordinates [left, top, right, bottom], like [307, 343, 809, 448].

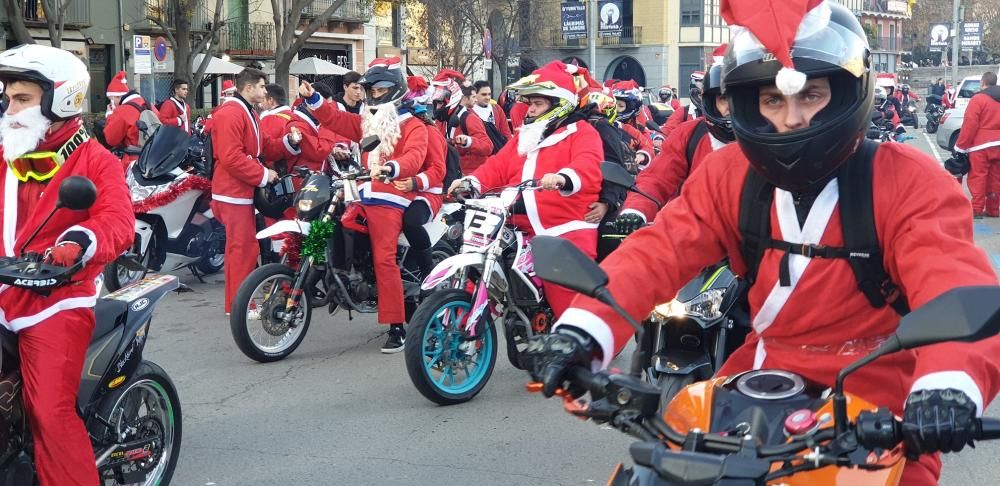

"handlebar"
[0, 255, 80, 292]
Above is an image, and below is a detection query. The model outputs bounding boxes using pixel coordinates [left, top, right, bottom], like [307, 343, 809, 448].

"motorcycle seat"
[93, 299, 128, 339]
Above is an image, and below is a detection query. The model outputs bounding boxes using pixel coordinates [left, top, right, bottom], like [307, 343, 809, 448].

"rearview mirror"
[895, 286, 1000, 349]
[360, 135, 381, 153]
[58, 176, 98, 211]
[530, 235, 608, 297]
[602, 161, 636, 189]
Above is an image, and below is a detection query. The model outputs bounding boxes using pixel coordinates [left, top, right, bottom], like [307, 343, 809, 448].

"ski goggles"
[8, 151, 64, 182]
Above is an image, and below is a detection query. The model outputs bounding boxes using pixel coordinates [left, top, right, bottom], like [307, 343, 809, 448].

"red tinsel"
[279, 233, 303, 269]
[132, 175, 213, 213]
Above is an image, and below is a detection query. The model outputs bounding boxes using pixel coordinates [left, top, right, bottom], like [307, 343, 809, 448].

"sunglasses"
[8, 151, 63, 182]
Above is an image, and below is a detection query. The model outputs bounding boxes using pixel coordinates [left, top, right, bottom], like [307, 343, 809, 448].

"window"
[679, 47, 703, 93]
[889, 23, 896, 51]
[681, 0, 702, 26]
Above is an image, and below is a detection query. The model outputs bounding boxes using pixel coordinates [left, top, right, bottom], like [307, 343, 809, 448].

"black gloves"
[902, 388, 978, 460]
[612, 212, 645, 235]
[945, 152, 971, 176]
[524, 326, 596, 398]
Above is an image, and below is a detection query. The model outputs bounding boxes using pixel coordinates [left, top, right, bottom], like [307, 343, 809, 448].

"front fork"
[463, 252, 499, 337]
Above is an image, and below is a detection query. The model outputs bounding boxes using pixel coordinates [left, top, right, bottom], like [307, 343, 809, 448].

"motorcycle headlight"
[297, 199, 314, 212]
[652, 289, 725, 320]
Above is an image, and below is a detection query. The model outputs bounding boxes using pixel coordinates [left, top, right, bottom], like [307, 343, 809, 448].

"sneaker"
[381, 325, 406, 354]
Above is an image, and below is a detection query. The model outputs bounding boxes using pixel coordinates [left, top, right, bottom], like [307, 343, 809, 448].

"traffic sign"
[154, 37, 168, 62]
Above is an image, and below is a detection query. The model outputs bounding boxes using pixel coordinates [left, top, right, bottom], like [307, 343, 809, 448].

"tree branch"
[282, 0, 350, 64]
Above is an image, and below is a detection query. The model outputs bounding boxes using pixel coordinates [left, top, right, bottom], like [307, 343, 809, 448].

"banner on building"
[928, 23, 950, 52]
[961, 22, 983, 49]
[561, 2, 587, 40]
[133, 35, 152, 75]
[598, 0, 623, 37]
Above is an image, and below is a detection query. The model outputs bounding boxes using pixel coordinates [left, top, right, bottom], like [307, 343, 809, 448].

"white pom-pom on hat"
[775, 67, 807, 96]
[565, 63, 578, 74]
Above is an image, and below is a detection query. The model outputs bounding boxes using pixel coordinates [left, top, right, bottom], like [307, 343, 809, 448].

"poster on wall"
[561, 2, 587, 40]
[929, 23, 950, 52]
[598, 0, 623, 37]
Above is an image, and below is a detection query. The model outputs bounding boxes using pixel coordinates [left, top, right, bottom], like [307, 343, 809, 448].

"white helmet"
[0, 45, 90, 121]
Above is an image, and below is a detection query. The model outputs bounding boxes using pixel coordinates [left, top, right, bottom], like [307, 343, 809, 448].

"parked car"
[937, 105, 965, 152]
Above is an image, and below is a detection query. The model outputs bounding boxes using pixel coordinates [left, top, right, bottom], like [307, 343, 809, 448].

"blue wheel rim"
[421, 300, 493, 395]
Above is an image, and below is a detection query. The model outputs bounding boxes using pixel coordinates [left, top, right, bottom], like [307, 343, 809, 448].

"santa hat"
[106, 71, 128, 97]
[721, 0, 827, 96]
[710, 44, 728, 66]
[407, 75, 429, 93]
[571, 67, 602, 95]
[221, 80, 235, 95]
[509, 61, 580, 105]
[431, 69, 466, 86]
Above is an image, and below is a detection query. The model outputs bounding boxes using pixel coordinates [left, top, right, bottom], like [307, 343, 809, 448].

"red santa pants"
[364, 204, 406, 324]
[967, 148, 1000, 215]
[211, 201, 259, 314]
[513, 222, 597, 319]
[19, 308, 99, 485]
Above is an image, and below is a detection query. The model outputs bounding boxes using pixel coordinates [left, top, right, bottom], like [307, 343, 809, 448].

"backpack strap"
[839, 140, 910, 315]
[123, 101, 145, 114]
[737, 167, 775, 285]
[458, 109, 470, 135]
[686, 121, 710, 170]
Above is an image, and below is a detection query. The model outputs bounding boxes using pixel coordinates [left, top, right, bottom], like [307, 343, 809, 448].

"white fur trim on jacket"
[416, 173, 430, 191]
[212, 194, 254, 205]
[0, 283, 101, 332]
[557, 168, 582, 196]
[384, 161, 400, 180]
[283, 135, 302, 156]
[910, 371, 985, 418]
[56, 225, 97, 264]
[554, 308, 616, 371]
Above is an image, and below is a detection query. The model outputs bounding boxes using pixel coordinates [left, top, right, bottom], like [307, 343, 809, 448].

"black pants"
[402, 201, 434, 278]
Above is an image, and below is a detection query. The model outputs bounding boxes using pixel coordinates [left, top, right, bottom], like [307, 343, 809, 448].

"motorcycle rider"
[954, 71, 1000, 219]
[613, 58, 735, 233]
[612, 82, 655, 170]
[446, 61, 603, 317]
[430, 70, 493, 174]
[648, 85, 679, 125]
[303, 57, 429, 353]
[0, 44, 135, 485]
[158, 78, 191, 134]
[103, 70, 150, 168]
[210, 68, 282, 315]
[661, 70, 707, 137]
[526, 2, 1000, 484]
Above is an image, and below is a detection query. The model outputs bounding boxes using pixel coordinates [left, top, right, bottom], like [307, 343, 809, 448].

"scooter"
[103, 122, 222, 291]
[0, 176, 182, 485]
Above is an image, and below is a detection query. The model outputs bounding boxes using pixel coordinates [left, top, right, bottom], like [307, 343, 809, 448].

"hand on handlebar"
[902, 388, 978, 459]
[539, 173, 567, 191]
[613, 212, 645, 235]
[44, 242, 82, 267]
[447, 178, 472, 197]
[524, 327, 597, 398]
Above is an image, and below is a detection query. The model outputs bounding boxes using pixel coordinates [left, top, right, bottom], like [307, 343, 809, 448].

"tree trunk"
[3, 0, 35, 45]
[275, 61, 291, 94]
[271, 0, 350, 92]
[174, 15, 194, 87]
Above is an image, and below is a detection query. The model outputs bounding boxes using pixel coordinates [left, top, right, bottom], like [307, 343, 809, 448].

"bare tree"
[146, 0, 227, 88]
[1, 0, 35, 45]
[38, 0, 75, 47]
[416, 0, 482, 75]
[271, 0, 371, 91]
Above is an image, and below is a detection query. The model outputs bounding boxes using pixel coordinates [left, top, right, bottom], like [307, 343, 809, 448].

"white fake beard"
[1, 106, 52, 163]
[516, 120, 548, 156]
[361, 103, 401, 166]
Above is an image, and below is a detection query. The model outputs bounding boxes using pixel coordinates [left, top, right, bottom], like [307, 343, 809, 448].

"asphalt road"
[144, 127, 999, 485]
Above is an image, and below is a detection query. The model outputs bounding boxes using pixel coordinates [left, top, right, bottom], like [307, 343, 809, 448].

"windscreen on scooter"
[136, 125, 191, 179]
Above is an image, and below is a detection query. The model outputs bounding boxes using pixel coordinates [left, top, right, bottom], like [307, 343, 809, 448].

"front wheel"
[94, 361, 181, 486]
[195, 222, 225, 274]
[656, 373, 697, 415]
[926, 119, 939, 134]
[230, 263, 311, 362]
[404, 289, 497, 405]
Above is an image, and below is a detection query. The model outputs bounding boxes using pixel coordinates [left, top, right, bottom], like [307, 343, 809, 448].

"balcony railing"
[21, 0, 90, 26]
[220, 22, 275, 58]
[302, 0, 373, 23]
[142, 0, 212, 31]
[537, 30, 588, 49]
[599, 26, 642, 48]
[868, 35, 913, 52]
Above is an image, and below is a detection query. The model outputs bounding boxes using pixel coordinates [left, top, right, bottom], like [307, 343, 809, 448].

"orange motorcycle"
[527, 236, 1000, 486]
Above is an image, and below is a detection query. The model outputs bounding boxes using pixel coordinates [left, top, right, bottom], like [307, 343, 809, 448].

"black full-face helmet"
[358, 58, 408, 110]
[701, 63, 734, 143]
[722, 1, 873, 193]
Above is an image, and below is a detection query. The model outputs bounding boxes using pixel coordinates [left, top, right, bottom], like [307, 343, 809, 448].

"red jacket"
[662, 105, 700, 138]
[259, 105, 296, 166]
[620, 122, 654, 168]
[490, 103, 513, 138]
[469, 120, 602, 237]
[621, 119, 720, 222]
[0, 134, 134, 332]
[956, 87, 1000, 154]
[210, 97, 270, 204]
[285, 109, 337, 173]
[310, 100, 428, 209]
[510, 102, 528, 130]
[157, 96, 190, 134]
[414, 123, 448, 216]
[439, 107, 493, 174]
[104, 92, 146, 149]
[555, 141, 1000, 481]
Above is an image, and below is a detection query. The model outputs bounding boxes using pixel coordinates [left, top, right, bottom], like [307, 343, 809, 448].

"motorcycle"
[528, 236, 1000, 486]
[103, 121, 221, 291]
[925, 96, 946, 134]
[229, 137, 458, 363]
[404, 179, 556, 405]
[898, 98, 920, 128]
[0, 176, 182, 485]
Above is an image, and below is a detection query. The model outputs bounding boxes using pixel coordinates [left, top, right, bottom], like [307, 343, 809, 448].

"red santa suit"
[469, 119, 603, 316]
[309, 99, 429, 324]
[413, 123, 448, 219]
[510, 101, 528, 130]
[104, 91, 147, 168]
[954, 86, 1000, 216]
[284, 108, 337, 174]
[259, 105, 295, 167]
[619, 121, 655, 169]
[619, 119, 722, 223]
[661, 104, 700, 138]
[439, 106, 493, 174]
[209, 95, 273, 313]
[556, 142, 1000, 485]
[0, 120, 134, 485]
[157, 96, 190, 134]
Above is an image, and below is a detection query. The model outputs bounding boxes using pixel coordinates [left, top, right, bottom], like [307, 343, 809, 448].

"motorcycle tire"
[93, 360, 181, 485]
[231, 263, 311, 363]
[656, 373, 697, 415]
[195, 223, 226, 274]
[926, 120, 938, 134]
[103, 250, 151, 292]
[404, 289, 498, 405]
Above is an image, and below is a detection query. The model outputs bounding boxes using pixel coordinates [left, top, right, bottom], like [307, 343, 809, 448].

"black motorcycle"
[925, 95, 946, 134]
[0, 176, 181, 485]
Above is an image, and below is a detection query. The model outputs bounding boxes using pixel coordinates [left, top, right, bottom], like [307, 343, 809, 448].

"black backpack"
[737, 140, 910, 316]
[443, 144, 463, 190]
[685, 121, 710, 169]
[459, 111, 508, 155]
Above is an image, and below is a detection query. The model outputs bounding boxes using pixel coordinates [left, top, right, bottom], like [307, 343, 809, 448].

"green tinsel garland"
[301, 219, 335, 264]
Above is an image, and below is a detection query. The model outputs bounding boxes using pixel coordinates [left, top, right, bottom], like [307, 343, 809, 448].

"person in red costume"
[526, 2, 1000, 484]
[954, 71, 1000, 219]
[661, 70, 705, 138]
[509, 99, 528, 129]
[611, 81, 655, 170]
[303, 57, 429, 353]
[259, 83, 296, 167]
[447, 61, 603, 317]
[0, 44, 135, 485]
[103, 70, 149, 168]
[211, 68, 283, 315]
[612, 58, 734, 232]
[429, 70, 493, 174]
[472, 80, 514, 139]
[157, 78, 191, 133]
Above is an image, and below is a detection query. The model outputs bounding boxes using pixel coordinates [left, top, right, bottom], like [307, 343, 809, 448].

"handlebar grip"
[976, 418, 1000, 441]
[567, 367, 610, 398]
